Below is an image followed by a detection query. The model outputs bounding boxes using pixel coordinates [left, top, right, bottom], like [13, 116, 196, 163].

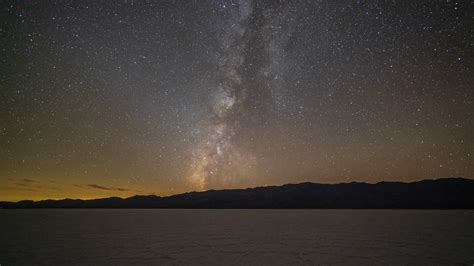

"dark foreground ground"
[1, 209, 473, 265]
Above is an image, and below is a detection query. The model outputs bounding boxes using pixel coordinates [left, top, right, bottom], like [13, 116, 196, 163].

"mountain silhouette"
[1, 177, 473, 209]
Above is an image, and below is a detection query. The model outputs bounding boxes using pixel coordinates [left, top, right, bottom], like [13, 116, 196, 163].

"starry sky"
[1, 0, 473, 201]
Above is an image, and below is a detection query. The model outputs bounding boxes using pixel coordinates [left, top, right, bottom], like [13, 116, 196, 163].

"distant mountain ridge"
[1, 177, 473, 209]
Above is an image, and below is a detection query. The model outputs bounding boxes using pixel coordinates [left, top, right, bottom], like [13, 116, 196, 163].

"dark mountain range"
[1, 177, 473, 209]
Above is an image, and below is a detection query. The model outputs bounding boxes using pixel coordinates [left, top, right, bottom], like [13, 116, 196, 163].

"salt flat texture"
[1, 209, 473, 265]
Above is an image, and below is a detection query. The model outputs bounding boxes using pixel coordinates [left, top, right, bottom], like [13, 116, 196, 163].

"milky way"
[188, 1, 301, 189]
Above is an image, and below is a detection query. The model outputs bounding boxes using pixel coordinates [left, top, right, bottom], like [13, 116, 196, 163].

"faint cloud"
[15, 181, 41, 189]
[86, 184, 134, 192]
[15, 187, 39, 192]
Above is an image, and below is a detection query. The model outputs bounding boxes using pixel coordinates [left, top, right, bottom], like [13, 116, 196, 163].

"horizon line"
[2, 176, 471, 203]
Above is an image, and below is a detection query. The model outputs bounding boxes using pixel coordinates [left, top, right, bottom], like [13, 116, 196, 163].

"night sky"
[1, 0, 472, 201]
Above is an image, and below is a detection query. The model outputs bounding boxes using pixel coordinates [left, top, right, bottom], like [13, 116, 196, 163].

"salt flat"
[1, 209, 473, 265]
